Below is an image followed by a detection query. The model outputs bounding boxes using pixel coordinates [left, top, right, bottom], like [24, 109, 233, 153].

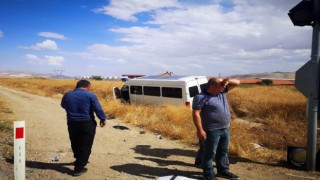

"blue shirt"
[192, 88, 230, 131]
[61, 88, 106, 121]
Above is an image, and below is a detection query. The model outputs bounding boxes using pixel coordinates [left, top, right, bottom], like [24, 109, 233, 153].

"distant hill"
[231, 71, 295, 80]
[0, 70, 72, 79]
[0, 70, 296, 80]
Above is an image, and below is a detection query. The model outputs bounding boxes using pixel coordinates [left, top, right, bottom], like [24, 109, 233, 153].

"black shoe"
[217, 171, 239, 179]
[202, 175, 218, 180]
[73, 168, 88, 176]
[73, 160, 89, 166]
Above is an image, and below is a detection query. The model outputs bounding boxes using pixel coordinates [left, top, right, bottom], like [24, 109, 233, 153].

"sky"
[0, 0, 313, 77]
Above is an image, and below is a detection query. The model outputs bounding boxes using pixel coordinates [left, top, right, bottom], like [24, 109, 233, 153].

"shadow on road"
[110, 145, 202, 179]
[132, 145, 196, 158]
[110, 163, 202, 179]
[25, 160, 73, 175]
[135, 157, 196, 168]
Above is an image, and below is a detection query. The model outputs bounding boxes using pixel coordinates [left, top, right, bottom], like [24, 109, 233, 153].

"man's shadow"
[110, 163, 202, 179]
[26, 160, 74, 175]
[132, 145, 196, 158]
[110, 145, 202, 179]
[7, 158, 74, 175]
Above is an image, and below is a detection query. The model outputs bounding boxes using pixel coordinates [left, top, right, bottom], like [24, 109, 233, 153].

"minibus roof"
[133, 75, 207, 81]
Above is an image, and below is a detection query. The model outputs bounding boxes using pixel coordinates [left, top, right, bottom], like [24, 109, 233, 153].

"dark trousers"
[67, 120, 96, 170]
[202, 128, 230, 177]
[195, 140, 204, 165]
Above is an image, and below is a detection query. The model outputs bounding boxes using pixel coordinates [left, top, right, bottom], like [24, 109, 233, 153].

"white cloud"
[117, 59, 127, 63]
[88, 65, 96, 68]
[0, 30, 3, 38]
[20, 40, 59, 50]
[38, 32, 67, 40]
[94, 0, 180, 21]
[25, 54, 64, 66]
[45, 55, 64, 66]
[25, 54, 43, 64]
[150, 61, 174, 70]
[80, 0, 307, 76]
[32, 40, 58, 50]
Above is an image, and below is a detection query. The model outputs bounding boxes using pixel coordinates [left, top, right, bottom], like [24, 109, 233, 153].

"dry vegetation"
[0, 95, 14, 160]
[0, 78, 312, 163]
[228, 86, 308, 162]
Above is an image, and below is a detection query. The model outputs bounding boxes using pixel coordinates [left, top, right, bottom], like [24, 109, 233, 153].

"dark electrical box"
[288, 0, 314, 26]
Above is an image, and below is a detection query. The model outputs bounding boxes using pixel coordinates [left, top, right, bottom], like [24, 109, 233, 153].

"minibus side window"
[144, 86, 160, 96]
[130, 86, 142, 95]
[200, 83, 207, 92]
[162, 87, 182, 98]
[189, 86, 199, 97]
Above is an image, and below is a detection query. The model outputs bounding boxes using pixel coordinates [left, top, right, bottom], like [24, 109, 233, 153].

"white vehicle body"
[113, 75, 208, 107]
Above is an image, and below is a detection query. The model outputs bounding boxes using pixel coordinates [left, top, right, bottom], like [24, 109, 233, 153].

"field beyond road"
[0, 78, 312, 162]
[0, 80, 320, 179]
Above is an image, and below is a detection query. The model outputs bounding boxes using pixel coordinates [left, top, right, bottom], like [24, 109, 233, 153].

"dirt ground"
[0, 85, 320, 180]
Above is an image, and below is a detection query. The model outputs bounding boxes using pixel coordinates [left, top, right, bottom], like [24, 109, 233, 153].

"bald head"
[207, 78, 223, 88]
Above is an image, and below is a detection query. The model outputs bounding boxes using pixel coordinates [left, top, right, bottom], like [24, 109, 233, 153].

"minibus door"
[120, 85, 130, 103]
[112, 85, 130, 103]
[113, 86, 122, 100]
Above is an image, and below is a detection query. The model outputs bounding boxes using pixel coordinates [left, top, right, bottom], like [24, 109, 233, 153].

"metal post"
[306, 0, 320, 172]
[307, 97, 318, 171]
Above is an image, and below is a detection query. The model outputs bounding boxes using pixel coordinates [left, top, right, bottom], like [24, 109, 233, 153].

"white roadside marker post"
[14, 121, 25, 180]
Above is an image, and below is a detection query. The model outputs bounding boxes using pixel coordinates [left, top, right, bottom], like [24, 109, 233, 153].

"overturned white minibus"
[113, 75, 208, 107]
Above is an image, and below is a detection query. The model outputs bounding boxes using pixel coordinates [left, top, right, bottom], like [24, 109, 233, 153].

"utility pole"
[53, 69, 64, 79]
[289, 0, 320, 172]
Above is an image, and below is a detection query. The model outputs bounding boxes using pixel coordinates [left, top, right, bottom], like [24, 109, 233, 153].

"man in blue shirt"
[61, 80, 106, 176]
[192, 77, 240, 180]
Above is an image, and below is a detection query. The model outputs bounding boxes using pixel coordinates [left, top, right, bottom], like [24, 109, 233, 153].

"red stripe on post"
[16, 127, 24, 139]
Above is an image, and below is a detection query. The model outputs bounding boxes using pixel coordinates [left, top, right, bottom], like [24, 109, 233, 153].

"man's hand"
[100, 120, 106, 127]
[224, 78, 240, 91]
[222, 78, 230, 86]
[197, 129, 207, 141]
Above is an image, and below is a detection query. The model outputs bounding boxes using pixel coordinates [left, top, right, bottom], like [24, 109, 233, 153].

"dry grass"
[0, 94, 14, 130]
[0, 78, 123, 99]
[106, 100, 197, 142]
[0, 95, 14, 160]
[228, 86, 308, 162]
[0, 78, 310, 163]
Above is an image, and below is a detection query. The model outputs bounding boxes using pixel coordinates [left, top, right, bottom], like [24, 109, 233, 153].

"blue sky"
[0, 0, 311, 77]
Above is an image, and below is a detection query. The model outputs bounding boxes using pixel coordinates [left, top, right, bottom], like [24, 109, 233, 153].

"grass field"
[0, 95, 14, 160]
[0, 77, 311, 163]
